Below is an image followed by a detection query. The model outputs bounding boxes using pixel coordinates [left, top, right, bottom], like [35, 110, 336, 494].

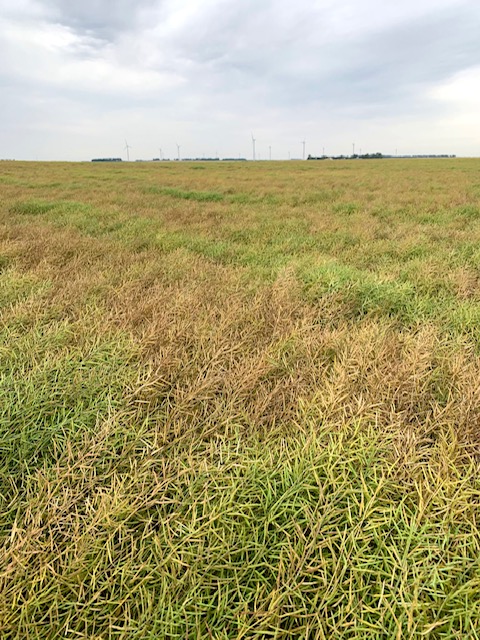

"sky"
[1, 0, 480, 160]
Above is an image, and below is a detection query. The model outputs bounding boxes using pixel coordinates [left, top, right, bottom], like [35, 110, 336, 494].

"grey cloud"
[24, 0, 480, 117]
[162, 2, 480, 117]
[38, 0, 160, 40]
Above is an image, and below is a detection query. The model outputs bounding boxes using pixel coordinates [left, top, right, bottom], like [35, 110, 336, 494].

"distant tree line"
[308, 153, 383, 160]
[307, 153, 456, 161]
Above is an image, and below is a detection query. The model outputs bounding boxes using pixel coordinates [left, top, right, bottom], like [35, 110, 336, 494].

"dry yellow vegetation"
[1, 159, 480, 638]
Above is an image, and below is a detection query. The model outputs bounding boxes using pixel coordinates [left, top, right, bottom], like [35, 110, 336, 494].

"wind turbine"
[251, 133, 256, 161]
[269, 145, 272, 161]
[301, 140, 306, 160]
[159, 147, 163, 161]
[176, 143, 181, 161]
[124, 139, 132, 162]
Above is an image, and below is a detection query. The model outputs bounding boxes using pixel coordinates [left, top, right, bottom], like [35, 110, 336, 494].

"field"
[1, 158, 480, 638]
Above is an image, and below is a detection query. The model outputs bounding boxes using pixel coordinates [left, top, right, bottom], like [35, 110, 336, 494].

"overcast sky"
[1, 0, 480, 160]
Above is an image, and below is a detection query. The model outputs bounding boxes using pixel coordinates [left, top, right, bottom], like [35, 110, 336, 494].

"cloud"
[146, 1, 480, 116]
[0, 0, 479, 159]
[34, 0, 161, 40]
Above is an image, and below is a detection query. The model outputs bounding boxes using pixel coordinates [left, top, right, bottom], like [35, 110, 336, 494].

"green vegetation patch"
[455, 205, 480, 219]
[148, 186, 225, 202]
[0, 321, 134, 475]
[332, 201, 359, 214]
[0, 268, 52, 308]
[10, 200, 58, 216]
[9, 199, 132, 238]
[299, 259, 446, 325]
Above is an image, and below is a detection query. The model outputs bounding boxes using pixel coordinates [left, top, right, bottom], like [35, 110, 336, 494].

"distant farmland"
[1, 159, 480, 638]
